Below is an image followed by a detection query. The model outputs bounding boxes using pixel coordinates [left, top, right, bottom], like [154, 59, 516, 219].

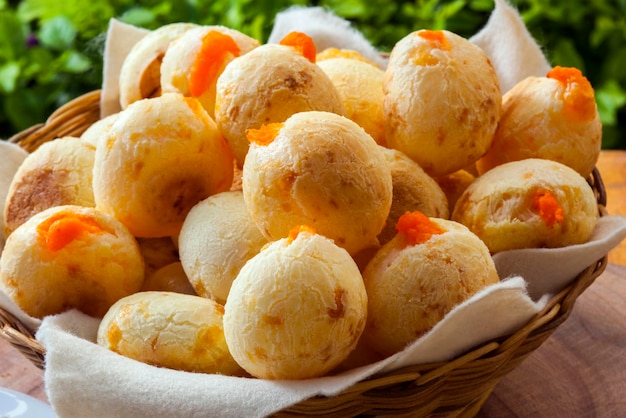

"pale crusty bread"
[97, 291, 242, 375]
[384, 29, 501, 177]
[119, 23, 198, 109]
[140, 262, 196, 295]
[476, 73, 602, 178]
[0, 205, 145, 319]
[223, 229, 367, 379]
[317, 57, 386, 146]
[179, 190, 267, 305]
[215, 44, 345, 167]
[362, 217, 499, 357]
[160, 25, 259, 119]
[378, 147, 449, 245]
[452, 158, 598, 253]
[242, 111, 392, 255]
[92, 93, 234, 238]
[4, 136, 95, 237]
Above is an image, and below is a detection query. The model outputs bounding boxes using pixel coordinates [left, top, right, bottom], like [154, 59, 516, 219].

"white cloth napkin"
[3, 2, 626, 417]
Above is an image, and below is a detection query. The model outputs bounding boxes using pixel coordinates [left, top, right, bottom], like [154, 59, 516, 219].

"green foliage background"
[1, 0, 625, 148]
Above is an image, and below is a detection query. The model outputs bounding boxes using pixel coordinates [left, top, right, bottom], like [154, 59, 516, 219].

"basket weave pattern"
[1, 90, 609, 417]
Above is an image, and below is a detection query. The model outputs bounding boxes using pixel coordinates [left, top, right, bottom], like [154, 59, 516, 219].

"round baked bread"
[223, 226, 367, 379]
[4, 136, 95, 238]
[0, 140, 28, 252]
[179, 190, 267, 305]
[136, 236, 180, 280]
[97, 291, 242, 375]
[92, 93, 234, 238]
[79, 113, 120, 148]
[378, 147, 449, 245]
[242, 111, 392, 255]
[434, 169, 476, 215]
[317, 57, 386, 145]
[0, 205, 144, 319]
[141, 262, 195, 295]
[452, 158, 598, 253]
[160, 25, 259, 118]
[316, 47, 381, 68]
[362, 212, 499, 357]
[119, 22, 198, 109]
[476, 67, 602, 178]
[214, 42, 345, 167]
[384, 29, 501, 177]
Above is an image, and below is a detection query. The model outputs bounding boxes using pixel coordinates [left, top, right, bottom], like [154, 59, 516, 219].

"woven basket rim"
[0, 89, 610, 417]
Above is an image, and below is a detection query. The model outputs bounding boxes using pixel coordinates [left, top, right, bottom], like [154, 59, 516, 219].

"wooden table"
[1, 150, 626, 416]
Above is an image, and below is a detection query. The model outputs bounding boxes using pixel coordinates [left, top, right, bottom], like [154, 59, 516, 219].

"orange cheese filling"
[246, 123, 283, 146]
[415, 30, 451, 66]
[189, 30, 240, 97]
[279, 31, 317, 63]
[546, 66, 596, 122]
[532, 190, 564, 227]
[395, 211, 445, 245]
[37, 213, 106, 252]
[287, 225, 317, 244]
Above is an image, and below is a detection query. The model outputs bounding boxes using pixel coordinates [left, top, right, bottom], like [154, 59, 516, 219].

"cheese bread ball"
[141, 262, 195, 295]
[384, 29, 501, 177]
[317, 57, 386, 146]
[362, 212, 499, 357]
[435, 169, 476, 215]
[476, 67, 602, 178]
[0, 141, 28, 253]
[452, 158, 598, 253]
[378, 147, 449, 245]
[0, 205, 144, 319]
[215, 41, 345, 167]
[316, 48, 381, 68]
[161, 25, 259, 119]
[223, 226, 367, 379]
[79, 113, 120, 148]
[119, 23, 199, 109]
[136, 237, 180, 280]
[243, 111, 392, 255]
[4, 136, 95, 237]
[93, 93, 234, 238]
[179, 190, 267, 305]
[98, 291, 242, 375]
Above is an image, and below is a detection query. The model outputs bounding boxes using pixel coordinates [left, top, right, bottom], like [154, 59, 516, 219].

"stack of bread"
[0, 21, 602, 381]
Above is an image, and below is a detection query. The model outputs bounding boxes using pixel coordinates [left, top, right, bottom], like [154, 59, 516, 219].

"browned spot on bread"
[4, 168, 70, 234]
[140, 55, 164, 99]
[328, 287, 346, 319]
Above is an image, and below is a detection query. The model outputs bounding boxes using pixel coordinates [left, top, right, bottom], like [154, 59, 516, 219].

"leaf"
[548, 38, 585, 71]
[120, 7, 157, 27]
[60, 50, 92, 73]
[0, 61, 20, 93]
[0, 11, 27, 61]
[38, 15, 77, 50]
[595, 80, 626, 126]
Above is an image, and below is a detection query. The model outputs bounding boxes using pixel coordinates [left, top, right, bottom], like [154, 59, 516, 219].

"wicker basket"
[1, 89, 609, 417]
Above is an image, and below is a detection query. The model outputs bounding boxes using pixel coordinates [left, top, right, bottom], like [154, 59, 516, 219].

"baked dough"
[223, 226, 367, 379]
[0, 205, 144, 319]
[362, 212, 499, 356]
[384, 29, 501, 177]
[452, 158, 598, 253]
[242, 111, 392, 255]
[98, 291, 242, 375]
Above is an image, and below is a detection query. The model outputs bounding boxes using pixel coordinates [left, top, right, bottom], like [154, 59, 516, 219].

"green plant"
[1, 0, 624, 149]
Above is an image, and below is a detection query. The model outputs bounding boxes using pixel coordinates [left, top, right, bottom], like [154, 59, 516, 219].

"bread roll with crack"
[317, 57, 386, 145]
[215, 34, 345, 167]
[93, 93, 234, 238]
[160, 25, 259, 118]
[223, 226, 367, 379]
[98, 291, 242, 375]
[0, 141, 28, 253]
[476, 67, 602, 178]
[378, 147, 449, 245]
[4, 136, 95, 237]
[119, 23, 198, 109]
[179, 190, 267, 305]
[384, 29, 501, 177]
[452, 158, 598, 253]
[243, 111, 392, 255]
[362, 212, 499, 357]
[0, 205, 144, 319]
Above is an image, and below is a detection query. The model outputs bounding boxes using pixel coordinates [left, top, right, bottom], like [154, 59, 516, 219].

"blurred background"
[0, 0, 624, 148]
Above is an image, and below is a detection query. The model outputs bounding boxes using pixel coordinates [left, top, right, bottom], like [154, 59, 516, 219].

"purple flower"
[26, 33, 39, 47]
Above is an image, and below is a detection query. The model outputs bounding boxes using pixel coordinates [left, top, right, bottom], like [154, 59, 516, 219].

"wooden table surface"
[1, 150, 625, 416]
